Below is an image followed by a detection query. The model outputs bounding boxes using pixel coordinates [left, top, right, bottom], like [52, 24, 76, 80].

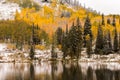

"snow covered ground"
[0, 43, 7, 51]
[0, 0, 21, 20]
[0, 43, 120, 63]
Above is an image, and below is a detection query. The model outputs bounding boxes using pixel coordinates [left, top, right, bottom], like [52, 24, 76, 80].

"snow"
[0, 0, 21, 20]
[0, 43, 120, 63]
[0, 43, 7, 51]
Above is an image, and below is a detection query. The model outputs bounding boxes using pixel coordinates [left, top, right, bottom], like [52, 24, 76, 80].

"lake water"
[0, 61, 120, 80]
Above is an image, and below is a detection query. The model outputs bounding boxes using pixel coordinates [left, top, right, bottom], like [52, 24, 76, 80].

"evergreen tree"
[66, 24, 69, 34]
[113, 27, 119, 52]
[108, 30, 112, 50]
[61, 32, 66, 59]
[68, 18, 83, 59]
[62, 24, 69, 59]
[107, 18, 111, 24]
[86, 34, 92, 58]
[95, 24, 104, 54]
[119, 33, 120, 51]
[84, 16, 92, 47]
[102, 14, 105, 25]
[29, 45, 35, 59]
[55, 27, 63, 45]
[75, 18, 83, 58]
[68, 24, 77, 58]
[33, 25, 40, 45]
[112, 15, 116, 26]
[51, 35, 57, 59]
[112, 15, 118, 52]
[29, 24, 35, 59]
[103, 31, 112, 54]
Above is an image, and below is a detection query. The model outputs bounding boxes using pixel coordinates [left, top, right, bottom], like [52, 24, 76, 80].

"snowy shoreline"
[0, 43, 120, 63]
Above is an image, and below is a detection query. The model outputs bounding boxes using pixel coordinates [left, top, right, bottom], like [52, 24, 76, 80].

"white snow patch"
[0, 0, 21, 20]
[0, 43, 7, 51]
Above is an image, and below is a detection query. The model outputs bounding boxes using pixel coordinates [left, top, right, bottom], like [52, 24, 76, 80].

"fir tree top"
[102, 14, 105, 25]
[84, 15, 91, 29]
[112, 15, 116, 27]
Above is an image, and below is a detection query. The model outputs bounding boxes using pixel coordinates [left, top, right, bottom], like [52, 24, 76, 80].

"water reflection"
[0, 62, 120, 80]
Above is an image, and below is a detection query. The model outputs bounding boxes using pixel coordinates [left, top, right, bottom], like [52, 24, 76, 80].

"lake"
[0, 61, 120, 80]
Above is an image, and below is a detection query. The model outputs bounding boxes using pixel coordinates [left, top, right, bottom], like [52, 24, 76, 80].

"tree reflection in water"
[30, 63, 35, 80]
[0, 62, 120, 80]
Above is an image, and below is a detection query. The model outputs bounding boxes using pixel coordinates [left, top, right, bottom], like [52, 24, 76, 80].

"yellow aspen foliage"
[91, 26, 97, 39]
[35, 45, 45, 50]
[57, 44, 62, 50]
[86, 34, 90, 40]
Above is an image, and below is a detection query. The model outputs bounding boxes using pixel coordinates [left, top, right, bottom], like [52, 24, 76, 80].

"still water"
[0, 61, 120, 80]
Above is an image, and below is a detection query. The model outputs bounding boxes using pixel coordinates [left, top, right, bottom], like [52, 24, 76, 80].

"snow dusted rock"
[0, 43, 7, 51]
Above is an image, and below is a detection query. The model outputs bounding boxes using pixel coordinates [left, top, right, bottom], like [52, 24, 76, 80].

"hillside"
[0, 0, 119, 38]
[0, 0, 20, 20]
[13, 0, 100, 36]
[0, 0, 120, 45]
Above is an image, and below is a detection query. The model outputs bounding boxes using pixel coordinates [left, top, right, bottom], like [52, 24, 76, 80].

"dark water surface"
[0, 62, 120, 80]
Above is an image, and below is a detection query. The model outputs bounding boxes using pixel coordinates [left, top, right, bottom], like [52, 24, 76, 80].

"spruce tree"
[103, 31, 112, 54]
[68, 18, 83, 59]
[29, 23, 35, 59]
[119, 33, 120, 51]
[68, 24, 77, 58]
[113, 27, 119, 52]
[76, 18, 83, 59]
[51, 35, 57, 59]
[55, 27, 63, 45]
[86, 34, 92, 58]
[112, 15, 116, 26]
[61, 32, 66, 59]
[84, 16, 92, 47]
[66, 24, 69, 34]
[95, 24, 104, 54]
[108, 30, 112, 50]
[62, 24, 69, 59]
[102, 14, 105, 25]
[107, 18, 111, 24]
[112, 15, 118, 52]
[30, 45, 35, 59]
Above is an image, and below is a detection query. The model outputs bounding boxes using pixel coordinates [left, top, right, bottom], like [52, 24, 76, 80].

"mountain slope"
[0, 0, 20, 20]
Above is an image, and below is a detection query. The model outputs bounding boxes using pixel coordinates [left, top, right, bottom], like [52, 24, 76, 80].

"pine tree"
[29, 45, 35, 59]
[102, 14, 105, 25]
[68, 24, 77, 58]
[61, 32, 66, 59]
[62, 24, 69, 59]
[33, 25, 40, 45]
[107, 18, 111, 24]
[55, 27, 63, 45]
[108, 30, 112, 50]
[95, 24, 104, 54]
[113, 27, 119, 52]
[66, 24, 69, 35]
[86, 34, 92, 58]
[29, 23, 35, 59]
[112, 15, 118, 52]
[76, 18, 83, 59]
[119, 33, 120, 51]
[51, 35, 57, 59]
[68, 18, 83, 59]
[112, 15, 116, 26]
[84, 16, 92, 47]
[103, 31, 112, 54]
